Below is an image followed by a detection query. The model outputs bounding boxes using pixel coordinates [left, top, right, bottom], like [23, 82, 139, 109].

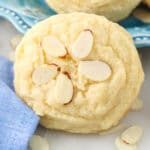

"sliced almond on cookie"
[121, 125, 143, 145]
[71, 30, 93, 59]
[42, 35, 67, 57]
[54, 73, 73, 104]
[115, 137, 137, 150]
[32, 64, 58, 85]
[78, 61, 111, 81]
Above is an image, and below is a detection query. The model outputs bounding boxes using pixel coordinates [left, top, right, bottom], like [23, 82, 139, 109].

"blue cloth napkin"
[0, 57, 39, 150]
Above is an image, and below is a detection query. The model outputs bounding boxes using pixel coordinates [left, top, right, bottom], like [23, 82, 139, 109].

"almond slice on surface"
[121, 125, 143, 145]
[32, 64, 58, 85]
[71, 29, 93, 59]
[54, 73, 73, 104]
[115, 137, 137, 150]
[29, 135, 49, 150]
[42, 35, 67, 57]
[78, 60, 111, 81]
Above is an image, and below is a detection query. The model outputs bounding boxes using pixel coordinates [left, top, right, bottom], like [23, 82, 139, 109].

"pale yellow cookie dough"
[14, 13, 144, 133]
[46, 0, 141, 21]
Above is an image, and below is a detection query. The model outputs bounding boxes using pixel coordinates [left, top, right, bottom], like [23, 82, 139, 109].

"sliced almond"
[54, 73, 73, 104]
[32, 64, 58, 85]
[29, 135, 49, 150]
[42, 35, 67, 57]
[121, 125, 143, 145]
[78, 60, 111, 81]
[71, 29, 93, 59]
[115, 137, 137, 150]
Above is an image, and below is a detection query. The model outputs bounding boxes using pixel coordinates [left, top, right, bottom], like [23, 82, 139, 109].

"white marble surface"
[0, 19, 150, 150]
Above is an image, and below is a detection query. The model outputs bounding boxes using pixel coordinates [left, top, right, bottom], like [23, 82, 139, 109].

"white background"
[0, 18, 150, 150]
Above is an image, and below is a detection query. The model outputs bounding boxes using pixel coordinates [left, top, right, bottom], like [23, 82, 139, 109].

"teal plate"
[0, 0, 150, 48]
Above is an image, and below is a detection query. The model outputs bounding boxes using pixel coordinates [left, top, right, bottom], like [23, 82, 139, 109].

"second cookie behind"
[46, 0, 142, 21]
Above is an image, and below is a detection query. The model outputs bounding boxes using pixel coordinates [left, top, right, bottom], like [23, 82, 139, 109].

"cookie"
[46, 0, 141, 21]
[14, 13, 144, 133]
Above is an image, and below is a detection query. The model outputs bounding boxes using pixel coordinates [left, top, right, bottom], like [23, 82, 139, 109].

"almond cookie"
[14, 13, 144, 133]
[46, 0, 141, 21]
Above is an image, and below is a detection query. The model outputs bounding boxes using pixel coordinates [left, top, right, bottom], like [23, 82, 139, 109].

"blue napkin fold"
[0, 57, 39, 150]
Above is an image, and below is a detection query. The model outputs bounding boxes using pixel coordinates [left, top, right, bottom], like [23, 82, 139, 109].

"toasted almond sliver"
[133, 8, 150, 23]
[29, 135, 49, 150]
[54, 73, 73, 104]
[78, 60, 111, 81]
[32, 64, 58, 85]
[115, 137, 137, 150]
[121, 125, 143, 145]
[71, 29, 93, 59]
[42, 35, 67, 57]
